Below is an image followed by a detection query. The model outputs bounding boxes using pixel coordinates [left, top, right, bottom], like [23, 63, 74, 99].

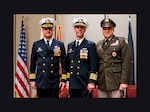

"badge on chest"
[53, 46, 61, 56]
[80, 48, 88, 59]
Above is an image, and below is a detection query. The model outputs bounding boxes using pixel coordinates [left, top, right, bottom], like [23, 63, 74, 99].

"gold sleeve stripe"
[66, 72, 70, 79]
[61, 74, 67, 80]
[89, 73, 98, 80]
[29, 73, 36, 79]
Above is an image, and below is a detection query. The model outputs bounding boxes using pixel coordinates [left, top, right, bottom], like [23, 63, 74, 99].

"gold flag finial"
[22, 16, 24, 21]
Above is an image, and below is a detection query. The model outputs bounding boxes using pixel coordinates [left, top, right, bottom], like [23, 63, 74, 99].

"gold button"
[43, 57, 46, 59]
[70, 72, 73, 74]
[78, 60, 80, 63]
[51, 64, 53, 66]
[43, 63, 45, 66]
[71, 60, 74, 63]
[51, 71, 53, 73]
[77, 72, 79, 75]
[51, 57, 53, 59]
[70, 66, 73, 68]
[42, 70, 45, 73]
[77, 66, 80, 69]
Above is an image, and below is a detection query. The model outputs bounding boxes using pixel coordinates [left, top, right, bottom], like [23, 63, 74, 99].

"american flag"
[14, 16, 30, 98]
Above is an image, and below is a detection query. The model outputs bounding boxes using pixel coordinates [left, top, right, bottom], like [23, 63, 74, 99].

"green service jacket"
[96, 35, 132, 90]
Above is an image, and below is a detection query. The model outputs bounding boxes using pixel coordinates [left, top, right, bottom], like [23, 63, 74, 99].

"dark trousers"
[69, 89, 91, 98]
[37, 88, 59, 98]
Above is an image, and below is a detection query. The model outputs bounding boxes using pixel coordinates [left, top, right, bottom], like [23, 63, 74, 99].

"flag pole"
[104, 14, 109, 19]
[54, 14, 56, 38]
[40, 15, 44, 39]
[57, 14, 62, 76]
[104, 14, 106, 18]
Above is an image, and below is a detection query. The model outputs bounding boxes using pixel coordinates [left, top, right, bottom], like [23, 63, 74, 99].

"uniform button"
[51, 71, 53, 73]
[78, 61, 80, 63]
[42, 70, 45, 73]
[77, 72, 79, 75]
[51, 64, 53, 66]
[70, 72, 73, 74]
[71, 60, 74, 63]
[43, 63, 45, 66]
[51, 57, 53, 60]
[77, 66, 80, 69]
[43, 57, 46, 59]
[70, 66, 73, 68]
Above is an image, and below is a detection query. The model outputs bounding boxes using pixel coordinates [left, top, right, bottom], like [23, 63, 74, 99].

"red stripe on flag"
[15, 72, 30, 97]
[16, 61, 30, 97]
[17, 61, 30, 83]
[15, 84, 24, 98]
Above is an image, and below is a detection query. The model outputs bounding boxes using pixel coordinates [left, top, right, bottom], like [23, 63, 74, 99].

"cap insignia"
[78, 18, 84, 23]
[45, 19, 51, 24]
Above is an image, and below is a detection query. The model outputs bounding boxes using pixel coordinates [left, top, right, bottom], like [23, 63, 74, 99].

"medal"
[80, 48, 88, 59]
[53, 46, 61, 56]
[112, 51, 117, 57]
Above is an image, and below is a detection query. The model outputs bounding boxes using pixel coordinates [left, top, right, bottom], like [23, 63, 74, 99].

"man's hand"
[87, 82, 95, 92]
[59, 82, 66, 91]
[30, 81, 36, 89]
[119, 83, 128, 90]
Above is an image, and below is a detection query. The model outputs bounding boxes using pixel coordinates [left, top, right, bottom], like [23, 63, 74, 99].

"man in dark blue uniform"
[65, 17, 99, 98]
[29, 18, 67, 98]
[96, 17, 132, 98]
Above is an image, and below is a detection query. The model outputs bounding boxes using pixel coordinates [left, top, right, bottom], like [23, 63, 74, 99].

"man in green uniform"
[96, 17, 132, 98]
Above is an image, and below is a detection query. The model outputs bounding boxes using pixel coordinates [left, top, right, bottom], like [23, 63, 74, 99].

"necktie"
[103, 39, 109, 46]
[105, 39, 109, 45]
[76, 41, 79, 47]
[75, 41, 79, 56]
[46, 40, 50, 49]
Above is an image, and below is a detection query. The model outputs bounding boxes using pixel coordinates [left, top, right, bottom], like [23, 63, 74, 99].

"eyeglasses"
[42, 27, 53, 30]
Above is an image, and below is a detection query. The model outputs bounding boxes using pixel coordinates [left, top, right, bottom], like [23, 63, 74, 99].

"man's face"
[74, 26, 86, 39]
[102, 27, 114, 38]
[42, 27, 53, 39]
